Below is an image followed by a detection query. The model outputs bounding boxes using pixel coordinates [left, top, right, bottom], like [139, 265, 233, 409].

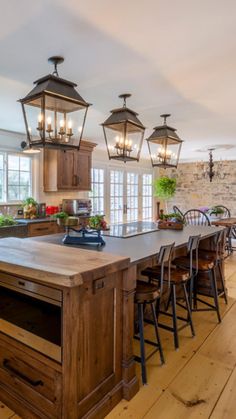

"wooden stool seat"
[173, 256, 214, 271]
[141, 266, 190, 283]
[135, 280, 160, 303]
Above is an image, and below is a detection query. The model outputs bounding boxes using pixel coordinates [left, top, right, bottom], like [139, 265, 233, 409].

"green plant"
[88, 215, 107, 230]
[22, 197, 38, 207]
[52, 211, 68, 219]
[153, 176, 176, 200]
[0, 215, 17, 227]
[208, 206, 224, 216]
[160, 212, 184, 223]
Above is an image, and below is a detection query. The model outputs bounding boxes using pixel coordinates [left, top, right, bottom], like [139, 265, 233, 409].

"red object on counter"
[46, 206, 59, 216]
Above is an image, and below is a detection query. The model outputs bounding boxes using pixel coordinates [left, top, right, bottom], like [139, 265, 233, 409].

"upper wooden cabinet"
[44, 140, 96, 192]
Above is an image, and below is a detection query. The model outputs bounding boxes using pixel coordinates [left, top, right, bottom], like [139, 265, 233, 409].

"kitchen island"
[0, 225, 224, 418]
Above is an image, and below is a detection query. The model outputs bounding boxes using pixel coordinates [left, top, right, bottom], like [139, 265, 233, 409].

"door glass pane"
[142, 174, 153, 220]
[110, 170, 123, 224]
[127, 172, 138, 222]
[89, 168, 104, 214]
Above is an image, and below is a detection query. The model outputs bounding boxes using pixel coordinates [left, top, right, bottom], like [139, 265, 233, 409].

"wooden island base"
[0, 238, 138, 419]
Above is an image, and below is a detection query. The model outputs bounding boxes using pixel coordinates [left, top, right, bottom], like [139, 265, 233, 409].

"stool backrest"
[157, 242, 175, 292]
[214, 228, 227, 260]
[187, 235, 201, 276]
[184, 209, 211, 226]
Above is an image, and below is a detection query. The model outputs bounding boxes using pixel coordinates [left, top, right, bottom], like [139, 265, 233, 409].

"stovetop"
[103, 221, 158, 238]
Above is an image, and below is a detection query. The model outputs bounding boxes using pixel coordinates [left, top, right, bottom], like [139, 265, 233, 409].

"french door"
[110, 170, 141, 224]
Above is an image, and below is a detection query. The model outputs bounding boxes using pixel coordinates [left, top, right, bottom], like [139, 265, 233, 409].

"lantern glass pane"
[23, 102, 42, 144]
[148, 138, 182, 167]
[23, 95, 88, 147]
[104, 125, 143, 161]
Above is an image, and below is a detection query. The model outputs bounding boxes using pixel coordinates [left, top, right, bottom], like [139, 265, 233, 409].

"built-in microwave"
[0, 272, 62, 362]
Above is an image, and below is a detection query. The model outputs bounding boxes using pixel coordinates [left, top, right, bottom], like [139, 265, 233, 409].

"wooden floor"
[1, 254, 236, 419]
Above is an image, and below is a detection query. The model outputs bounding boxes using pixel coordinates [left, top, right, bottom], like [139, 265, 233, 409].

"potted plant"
[153, 176, 176, 213]
[53, 212, 79, 227]
[207, 206, 224, 220]
[158, 211, 184, 230]
[88, 215, 107, 230]
[22, 197, 38, 219]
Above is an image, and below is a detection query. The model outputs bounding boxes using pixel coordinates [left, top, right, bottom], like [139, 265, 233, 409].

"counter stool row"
[134, 229, 227, 384]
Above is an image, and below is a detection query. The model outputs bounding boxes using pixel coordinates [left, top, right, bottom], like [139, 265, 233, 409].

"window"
[0, 154, 4, 202]
[0, 152, 32, 203]
[142, 174, 153, 220]
[89, 168, 105, 214]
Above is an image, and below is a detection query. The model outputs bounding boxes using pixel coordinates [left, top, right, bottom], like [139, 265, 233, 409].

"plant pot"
[209, 215, 222, 221]
[57, 217, 78, 227]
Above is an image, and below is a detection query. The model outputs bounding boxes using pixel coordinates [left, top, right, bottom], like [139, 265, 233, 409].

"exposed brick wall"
[157, 161, 236, 216]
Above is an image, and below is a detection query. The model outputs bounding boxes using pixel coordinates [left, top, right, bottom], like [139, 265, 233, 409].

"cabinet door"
[76, 151, 91, 191]
[57, 150, 78, 190]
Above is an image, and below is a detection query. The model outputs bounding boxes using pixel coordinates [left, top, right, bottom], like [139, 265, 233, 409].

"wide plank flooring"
[1, 254, 236, 419]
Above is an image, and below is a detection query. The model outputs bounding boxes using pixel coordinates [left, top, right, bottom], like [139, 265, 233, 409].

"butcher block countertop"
[0, 237, 129, 287]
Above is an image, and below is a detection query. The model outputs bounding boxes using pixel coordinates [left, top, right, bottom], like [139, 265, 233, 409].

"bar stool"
[134, 242, 174, 384]
[141, 235, 200, 350]
[174, 229, 227, 323]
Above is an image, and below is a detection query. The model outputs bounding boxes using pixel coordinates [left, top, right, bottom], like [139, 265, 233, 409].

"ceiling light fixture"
[19, 56, 91, 150]
[194, 148, 227, 182]
[146, 114, 183, 169]
[102, 93, 145, 163]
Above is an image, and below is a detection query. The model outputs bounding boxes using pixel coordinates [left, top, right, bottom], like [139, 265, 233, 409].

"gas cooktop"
[103, 221, 158, 238]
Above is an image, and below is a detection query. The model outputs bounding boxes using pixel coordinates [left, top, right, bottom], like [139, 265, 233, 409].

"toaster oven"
[62, 199, 92, 216]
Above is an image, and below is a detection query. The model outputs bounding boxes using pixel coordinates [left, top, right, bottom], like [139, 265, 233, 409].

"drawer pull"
[35, 227, 50, 231]
[18, 281, 25, 286]
[3, 359, 43, 387]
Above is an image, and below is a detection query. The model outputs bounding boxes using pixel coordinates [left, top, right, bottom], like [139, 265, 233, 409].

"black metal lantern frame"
[19, 56, 91, 150]
[102, 94, 145, 163]
[146, 114, 183, 168]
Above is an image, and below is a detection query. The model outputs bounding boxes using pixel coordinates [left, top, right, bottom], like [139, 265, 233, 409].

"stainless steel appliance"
[0, 272, 62, 361]
[62, 199, 92, 216]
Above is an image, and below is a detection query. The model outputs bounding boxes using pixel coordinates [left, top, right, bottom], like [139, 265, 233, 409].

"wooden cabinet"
[27, 221, 61, 237]
[44, 140, 96, 192]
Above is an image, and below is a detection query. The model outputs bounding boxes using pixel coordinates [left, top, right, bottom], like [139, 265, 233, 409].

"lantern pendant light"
[19, 56, 91, 151]
[146, 114, 183, 168]
[102, 93, 145, 163]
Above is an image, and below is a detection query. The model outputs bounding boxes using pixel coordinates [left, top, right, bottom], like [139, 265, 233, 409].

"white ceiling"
[0, 0, 235, 161]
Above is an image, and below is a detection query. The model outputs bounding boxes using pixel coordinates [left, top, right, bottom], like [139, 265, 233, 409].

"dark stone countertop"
[16, 218, 57, 224]
[31, 225, 223, 265]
